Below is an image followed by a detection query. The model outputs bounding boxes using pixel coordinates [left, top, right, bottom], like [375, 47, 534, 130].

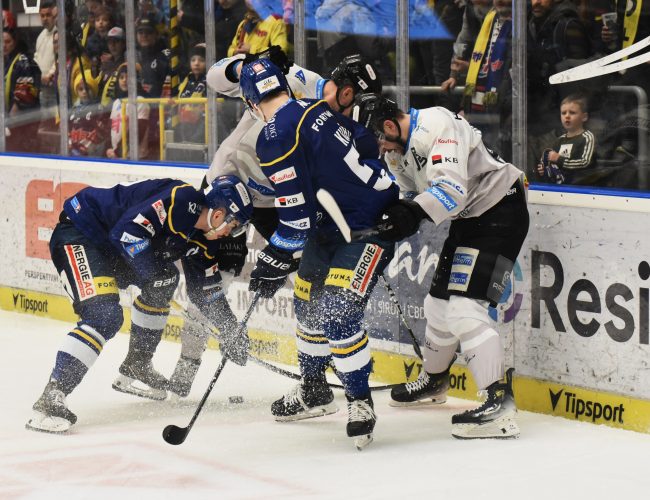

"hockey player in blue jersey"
[26, 175, 253, 433]
[239, 59, 399, 449]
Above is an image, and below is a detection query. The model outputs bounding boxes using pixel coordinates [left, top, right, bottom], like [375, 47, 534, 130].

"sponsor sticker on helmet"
[365, 64, 376, 80]
[235, 182, 251, 205]
[252, 62, 266, 74]
[229, 202, 239, 213]
[256, 75, 280, 93]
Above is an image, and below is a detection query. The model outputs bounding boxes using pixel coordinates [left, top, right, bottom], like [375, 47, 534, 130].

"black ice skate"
[26, 380, 77, 434]
[451, 368, 520, 439]
[112, 350, 169, 400]
[271, 377, 338, 422]
[346, 394, 376, 451]
[168, 356, 201, 398]
[390, 355, 455, 407]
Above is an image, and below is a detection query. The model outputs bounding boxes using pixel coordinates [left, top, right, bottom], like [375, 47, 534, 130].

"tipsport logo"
[488, 260, 523, 323]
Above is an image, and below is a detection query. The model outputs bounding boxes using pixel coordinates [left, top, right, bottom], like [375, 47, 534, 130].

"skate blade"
[388, 395, 447, 408]
[353, 434, 373, 451]
[451, 416, 520, 440]
[274, 403, 339, 422]
[112, 375, 167, 401]
[25, 411, 72, 434]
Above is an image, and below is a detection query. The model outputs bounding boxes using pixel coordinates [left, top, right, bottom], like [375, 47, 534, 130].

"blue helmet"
[203, 175, 253, 226]
[239, 58, 290, 106]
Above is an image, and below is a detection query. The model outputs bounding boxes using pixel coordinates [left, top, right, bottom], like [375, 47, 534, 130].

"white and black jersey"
[385, 106, 523, 226]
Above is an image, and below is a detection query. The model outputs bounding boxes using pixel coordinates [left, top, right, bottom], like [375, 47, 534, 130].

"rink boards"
[2, 155, 650, 433]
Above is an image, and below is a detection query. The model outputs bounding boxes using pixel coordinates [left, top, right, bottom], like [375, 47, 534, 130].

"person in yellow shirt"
[227, 0, 289, 57]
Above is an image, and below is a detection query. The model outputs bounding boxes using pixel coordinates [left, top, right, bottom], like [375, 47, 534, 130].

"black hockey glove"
[214, 233, 248, 277]
[376, 199, 429, 242]
[243, 45, 293, 75]
[249, 245, 298, 299]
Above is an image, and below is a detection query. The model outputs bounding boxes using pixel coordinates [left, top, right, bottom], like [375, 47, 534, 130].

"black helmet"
[331, 54, 382, 95]
[351, 93, 398, 133]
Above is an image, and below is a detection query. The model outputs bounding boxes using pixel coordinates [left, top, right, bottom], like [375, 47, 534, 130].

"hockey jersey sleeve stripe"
[167, 184, 215, 260]
[259, 100, 327, 167]
[562, 131, 595, 169]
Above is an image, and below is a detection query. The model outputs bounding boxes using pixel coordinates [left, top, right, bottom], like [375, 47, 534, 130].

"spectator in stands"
[52, 29, 92, 106]
[85, 7, 114, 61]
[314, 0, 378, 73]
[410, 0, 464, 108]
[34, 0, 58, 112]
[4, 29, 40, 116]
[536, 93, 596, 184]
[136, 14, 173, 98]
[69, 70, 109, 157]
[99, 26, 127, 106]
[527, 0, 591, 177]
[440, 0, 491, 93]
[177, 44, 207, 143]
[81, 0, 102, 47]
[106, 63, 150, 159]
[227, 0, 289, 57]
[4, 29, 41, 152]
[215, 0, 248, 59]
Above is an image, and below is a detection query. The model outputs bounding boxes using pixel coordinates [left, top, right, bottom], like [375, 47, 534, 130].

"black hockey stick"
[178, 307, 398, 391]
[380, 276, 423, 359]
[162, 292, 261, 445]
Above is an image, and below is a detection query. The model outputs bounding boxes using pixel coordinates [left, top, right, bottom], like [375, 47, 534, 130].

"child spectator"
[106, 63, 150, 159]
[68, 71, 109, 157]
[85, 7, 114, 60]
[177, 44, 207, 143]
[537, 94, 596, 184]
[227, 0, 288, 56]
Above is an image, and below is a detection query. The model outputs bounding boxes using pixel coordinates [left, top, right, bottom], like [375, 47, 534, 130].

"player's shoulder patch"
[294, 69, 306, 85]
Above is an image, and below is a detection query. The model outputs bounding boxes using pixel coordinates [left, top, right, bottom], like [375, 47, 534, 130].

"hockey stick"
[316, 188, 390, 243]
[177, 304, 398, 391]
[317, 188, 424, 359]
[549, 35, 650, 84]
[380, 276, 423, 360]
[162, 292, 261, 445]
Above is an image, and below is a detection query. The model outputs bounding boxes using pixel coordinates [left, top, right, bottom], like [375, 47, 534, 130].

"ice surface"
[2, 309, 650, 500]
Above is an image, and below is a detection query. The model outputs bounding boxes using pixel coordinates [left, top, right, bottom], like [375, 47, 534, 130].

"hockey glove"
[243, 45, 293, 75]
[214, 233, 248, 277]
[376, 199, 429, 242]
[249, 245, 298, 299]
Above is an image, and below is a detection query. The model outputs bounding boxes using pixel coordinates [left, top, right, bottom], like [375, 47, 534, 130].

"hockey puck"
[229, 395, 244, 404]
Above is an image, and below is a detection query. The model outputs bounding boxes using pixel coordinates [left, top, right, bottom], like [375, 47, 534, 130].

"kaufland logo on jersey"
[270, 167, 297, 184]
[275, 193, 305, 207]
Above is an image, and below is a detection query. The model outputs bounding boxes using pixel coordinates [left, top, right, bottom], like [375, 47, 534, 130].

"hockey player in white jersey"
[353, 93, 529, 439]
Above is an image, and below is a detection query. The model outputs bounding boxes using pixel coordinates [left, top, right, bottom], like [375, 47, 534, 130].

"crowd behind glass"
[1, 0, 648, 190]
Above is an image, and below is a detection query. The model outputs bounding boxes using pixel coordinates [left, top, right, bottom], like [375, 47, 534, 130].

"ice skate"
[389, 369, 449, 407]
[346, 394, 376, 450]
[112, 350, 168, 400]
[271, 377, 338, 422]
[26, 381, 77, 434]
[167, 356, 201, 398]
[451, 368, 520, 439]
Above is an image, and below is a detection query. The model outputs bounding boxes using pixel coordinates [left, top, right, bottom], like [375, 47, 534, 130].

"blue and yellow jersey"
[256, 98, 399, 253]
[63, 179, 217, 281]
